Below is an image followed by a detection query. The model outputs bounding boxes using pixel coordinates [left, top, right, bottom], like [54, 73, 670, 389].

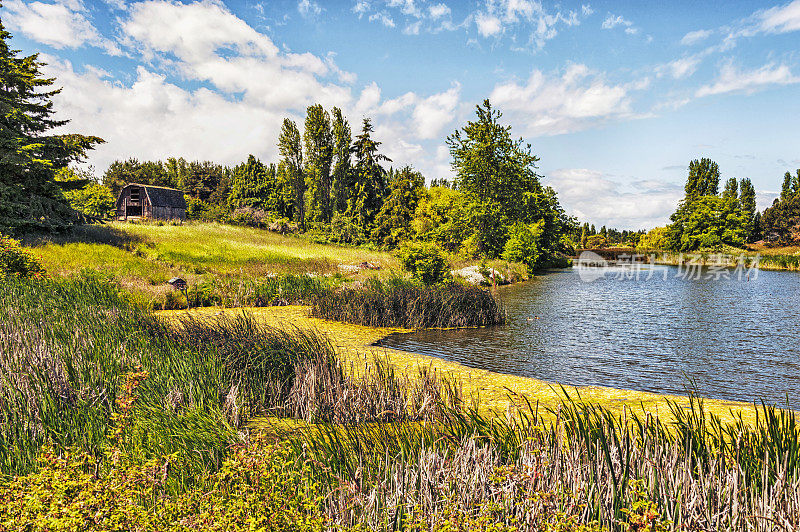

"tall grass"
[0, 275, 458, 480]
[311, 277, 506, 328]
[281, 393, 800, 530]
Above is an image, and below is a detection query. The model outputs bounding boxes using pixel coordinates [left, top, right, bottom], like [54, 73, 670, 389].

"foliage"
[349, 118, 391, 235]
[56, 167, 116, 219]
[279, 118, 306, 230]
[666, 159, 754, 251]
[303, 104, 334, 224]
[446, 100, 574, 264]
[761, 169, 800, 245]
[412, 186, 472, 252]
[502, 220, 544, 273]
[637, 226, 669, 250]
[396, 241, 449, 285]
[0, 232, 46, 278]
[372, 166, 425, 248]
[0, 20, 103, 233]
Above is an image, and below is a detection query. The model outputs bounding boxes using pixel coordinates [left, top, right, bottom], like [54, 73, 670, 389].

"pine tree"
[350, 118, 390, 234]
[0, 19, 103, 232]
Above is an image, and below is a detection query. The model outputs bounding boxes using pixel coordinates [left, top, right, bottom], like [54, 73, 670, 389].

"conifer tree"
[0, 19, 103, 232]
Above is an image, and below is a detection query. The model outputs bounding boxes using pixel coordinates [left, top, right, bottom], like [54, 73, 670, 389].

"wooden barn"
[116, 183, 187, 221]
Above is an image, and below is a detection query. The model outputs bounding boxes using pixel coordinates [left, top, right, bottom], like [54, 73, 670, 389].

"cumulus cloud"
[695, 62, 800, 97]
[489, 64, 640, 137]
[473, 0, 584, 49]
[3, 0, 120, 54]
[546, 168, 683, 229]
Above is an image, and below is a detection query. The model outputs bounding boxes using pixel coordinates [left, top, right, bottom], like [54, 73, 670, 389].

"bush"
[0, 233, 45, 278]
[502, 221, 543, 273]
[396, 241, 449, 285]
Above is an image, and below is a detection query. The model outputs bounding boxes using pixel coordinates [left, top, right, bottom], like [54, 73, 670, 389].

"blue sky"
[3, 0, 800, 228]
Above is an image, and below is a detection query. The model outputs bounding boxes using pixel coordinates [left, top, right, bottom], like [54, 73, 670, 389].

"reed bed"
[311, 277, 505, 328]
[0, 275, 459, 480]
[281, 394, 800, 530]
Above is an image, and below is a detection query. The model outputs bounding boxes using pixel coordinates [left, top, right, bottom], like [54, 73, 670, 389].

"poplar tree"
[303, 104, 333, 223]
[330, 107, 352, 215]
[278, 119, 305, 230]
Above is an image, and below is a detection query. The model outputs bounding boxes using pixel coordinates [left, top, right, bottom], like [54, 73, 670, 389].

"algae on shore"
[158, 305, 761, 425]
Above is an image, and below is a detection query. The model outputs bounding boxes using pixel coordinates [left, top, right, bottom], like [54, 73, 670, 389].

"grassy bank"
[22, 222, 398, 306]
[3, 277, 800, 530]
[639, 247, 800, 271]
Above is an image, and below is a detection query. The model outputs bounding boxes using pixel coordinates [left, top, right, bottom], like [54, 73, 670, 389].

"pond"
[380, 263, 800, 408]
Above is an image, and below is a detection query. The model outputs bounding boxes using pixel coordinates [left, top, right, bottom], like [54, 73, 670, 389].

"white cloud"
[489, 65, 639, 136]
[475, 12, 502, 36]
[428, 3, 451, 19]
[759, 0, 800, 33]
[297, 0, 322, 18]
[546, 168, 683, 229]
[3, 0, 120, 54]
[696, 62, 800, 97]
[681, 29, 713, 45]
[411, 84, 460, 139]
[581, 4, 593, 16]
[658, 56, 702, 79]
[473, 0, 584, 49]
[369, 12, 396, 27]
[601, 14, 631, 29]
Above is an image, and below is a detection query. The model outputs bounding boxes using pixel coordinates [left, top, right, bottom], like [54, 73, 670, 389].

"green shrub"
[396, 241, 449, 285]
[502, 221, 544, 273]
[0, 233, 46, 278]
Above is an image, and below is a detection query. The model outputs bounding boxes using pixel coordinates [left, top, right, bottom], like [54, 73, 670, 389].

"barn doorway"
[126, 205, 142, 217]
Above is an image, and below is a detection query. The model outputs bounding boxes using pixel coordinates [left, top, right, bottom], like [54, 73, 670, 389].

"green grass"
[23, 222, 398, 304]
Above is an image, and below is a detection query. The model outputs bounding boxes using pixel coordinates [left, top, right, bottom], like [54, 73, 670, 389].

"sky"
[3, 0, 800, 229]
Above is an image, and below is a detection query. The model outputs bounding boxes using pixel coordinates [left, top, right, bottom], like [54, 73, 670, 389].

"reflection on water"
[380, 265, 800, 408]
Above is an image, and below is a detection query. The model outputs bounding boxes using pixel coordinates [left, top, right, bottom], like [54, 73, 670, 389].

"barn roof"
[123, 183, 187, 209]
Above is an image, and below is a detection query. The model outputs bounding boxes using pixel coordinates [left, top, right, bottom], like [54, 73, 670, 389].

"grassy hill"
[23, 222, 397, 303]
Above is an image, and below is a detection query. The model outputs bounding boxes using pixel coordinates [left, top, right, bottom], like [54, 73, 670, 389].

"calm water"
[380, 264, 800, 408]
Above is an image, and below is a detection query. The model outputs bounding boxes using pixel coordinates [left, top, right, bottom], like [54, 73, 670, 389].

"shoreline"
[158, 305, 763, 425]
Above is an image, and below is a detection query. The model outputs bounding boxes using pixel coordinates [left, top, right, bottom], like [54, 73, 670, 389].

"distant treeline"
[631, 159, 799, 252]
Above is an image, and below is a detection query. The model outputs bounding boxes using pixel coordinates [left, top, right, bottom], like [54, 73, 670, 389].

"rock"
[451, 265, 506, 285]
[268, 220, 300, 234]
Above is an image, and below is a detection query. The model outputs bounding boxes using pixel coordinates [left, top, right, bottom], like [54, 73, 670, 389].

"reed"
[311, 277, 505, 328]
[279, 392, 800, 530]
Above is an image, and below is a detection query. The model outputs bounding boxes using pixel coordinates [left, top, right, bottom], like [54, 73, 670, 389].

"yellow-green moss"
[158, 305, 761, 425]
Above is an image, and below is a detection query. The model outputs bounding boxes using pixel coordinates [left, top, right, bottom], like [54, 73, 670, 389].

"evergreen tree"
[303, 104, 334, 223]
[739, 178, 757, 242]
[580, 223, 588, 248]
[0, 19, 103, 232]
[685, 158, 720, 200]
[372, 166, 425, 248]
[350, 118, 390, 234]
[227, 155, 271, 210]
[446, 99, 546, 256]
[278, 119, 305, 230]
[781, 172, 793, 200]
